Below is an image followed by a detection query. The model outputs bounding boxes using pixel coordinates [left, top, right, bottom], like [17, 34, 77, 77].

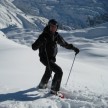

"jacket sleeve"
[32, 34, 45, 50]
[57, 34, 74, 50]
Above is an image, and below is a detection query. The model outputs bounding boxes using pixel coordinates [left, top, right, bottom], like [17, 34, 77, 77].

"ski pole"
[65, 53, 77, 86]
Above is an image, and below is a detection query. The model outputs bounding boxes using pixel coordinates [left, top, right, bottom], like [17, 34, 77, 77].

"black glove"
[73, 47, 80, 55]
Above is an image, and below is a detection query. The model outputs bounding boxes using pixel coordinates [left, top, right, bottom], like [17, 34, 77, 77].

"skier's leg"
[49, 61, 63, 92]
[39, 67, 52, 85]
[40, 59, 63, 91]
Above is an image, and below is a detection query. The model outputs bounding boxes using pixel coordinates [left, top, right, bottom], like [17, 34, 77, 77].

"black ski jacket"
[32, 27, 74, 62]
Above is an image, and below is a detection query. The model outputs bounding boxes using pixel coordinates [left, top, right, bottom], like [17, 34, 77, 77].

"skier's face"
[50, 24, 57, 33]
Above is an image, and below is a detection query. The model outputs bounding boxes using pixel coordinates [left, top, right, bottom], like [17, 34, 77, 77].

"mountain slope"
[13, 0, 108, 29]
[0, 0, 48, 31]
[0, 0, 108, 31]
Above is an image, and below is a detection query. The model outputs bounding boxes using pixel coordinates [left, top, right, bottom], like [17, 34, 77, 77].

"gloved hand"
[73, 47, 80, 55]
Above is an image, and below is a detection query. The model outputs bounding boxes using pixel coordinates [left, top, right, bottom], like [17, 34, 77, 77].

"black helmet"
[48, 19, 58, 27]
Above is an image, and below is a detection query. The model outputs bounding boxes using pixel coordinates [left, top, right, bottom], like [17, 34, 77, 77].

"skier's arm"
[32, 34, 45, 50]
[57, 34, 74, 49]
[57, 34, 80, 54]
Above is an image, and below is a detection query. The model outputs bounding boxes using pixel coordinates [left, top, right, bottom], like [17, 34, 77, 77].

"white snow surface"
[0, 21, 108, 108]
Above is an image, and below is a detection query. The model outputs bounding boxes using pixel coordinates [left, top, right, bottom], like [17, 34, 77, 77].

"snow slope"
[0, 0, 48, 31]
[0, 23, 108, 107]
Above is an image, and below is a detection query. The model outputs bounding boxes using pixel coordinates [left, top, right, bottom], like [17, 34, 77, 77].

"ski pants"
[40, 58, 63, 91]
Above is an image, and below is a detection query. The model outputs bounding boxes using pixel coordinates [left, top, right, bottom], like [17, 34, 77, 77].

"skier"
[32, 19, 79, 94]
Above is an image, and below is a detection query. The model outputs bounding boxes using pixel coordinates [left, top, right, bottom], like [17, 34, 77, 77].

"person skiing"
[32, 19, 79, 94]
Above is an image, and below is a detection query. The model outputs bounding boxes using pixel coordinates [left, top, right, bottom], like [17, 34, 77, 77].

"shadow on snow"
[0, 87, 50, 102]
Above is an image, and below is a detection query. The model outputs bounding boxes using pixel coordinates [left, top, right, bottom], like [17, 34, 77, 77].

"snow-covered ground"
[0, 21, 108, 107]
